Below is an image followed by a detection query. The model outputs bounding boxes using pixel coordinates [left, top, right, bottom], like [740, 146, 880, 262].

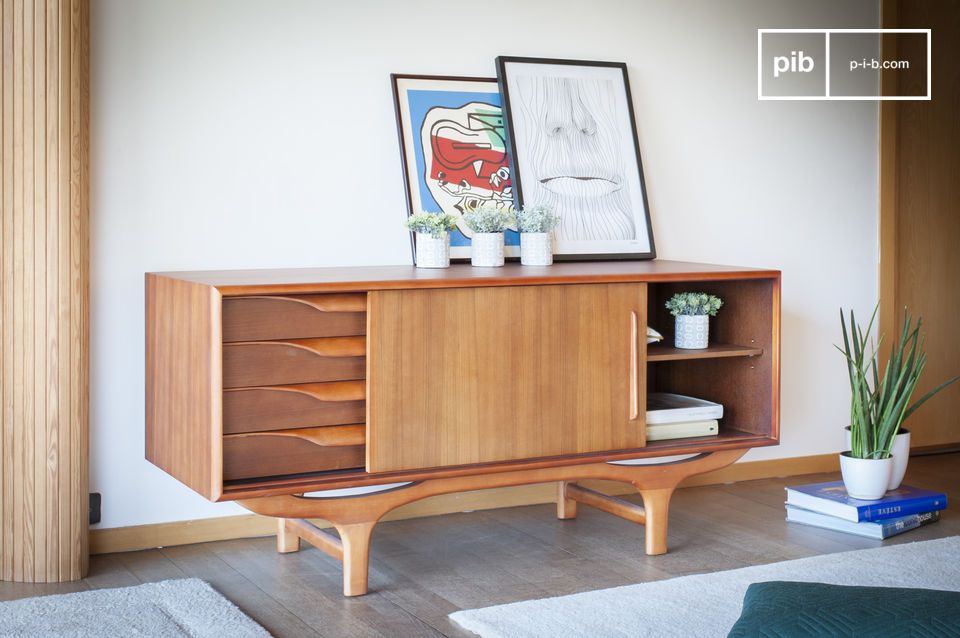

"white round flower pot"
[839, 452, 893, 500]
[844, 427, 911, 490]
[415, 233, 450, 268]
[674, 314, 709, 349]
[471, 232, 505, 268]
[887, 429, 911, 490]
[520, 232, 553, 266]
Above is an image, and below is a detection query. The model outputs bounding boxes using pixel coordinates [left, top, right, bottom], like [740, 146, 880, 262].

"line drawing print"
[512, 76, 636, 241]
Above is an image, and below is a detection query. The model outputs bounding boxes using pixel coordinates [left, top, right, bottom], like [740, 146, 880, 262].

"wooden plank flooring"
[2, 453, 958, 637]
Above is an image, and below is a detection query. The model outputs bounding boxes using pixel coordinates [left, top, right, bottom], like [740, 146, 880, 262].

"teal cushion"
[727, 581, 960, 637]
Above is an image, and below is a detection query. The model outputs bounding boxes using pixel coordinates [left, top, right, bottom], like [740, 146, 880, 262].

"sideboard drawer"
[222, 337, 365, 388]
[223, 425, 366, 481]
[223, 380, 365, 434]
[222, 294, 366, 342]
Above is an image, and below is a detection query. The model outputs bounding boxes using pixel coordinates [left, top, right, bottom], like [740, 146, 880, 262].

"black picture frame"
[390, 73, 521, 264]
[495, 56, 657, 261]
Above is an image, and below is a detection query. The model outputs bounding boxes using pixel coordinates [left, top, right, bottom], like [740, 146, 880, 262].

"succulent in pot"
[463, 206, 516, 268]
[837, 305, 958, 499]
[665, 292, 723, 349]
[405, 212, 458, 268]
[516, 204, 559, 266]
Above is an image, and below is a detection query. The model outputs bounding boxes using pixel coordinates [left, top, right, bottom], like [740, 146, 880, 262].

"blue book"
[786, 505, 941, 539]
[785, 481, 947, 522]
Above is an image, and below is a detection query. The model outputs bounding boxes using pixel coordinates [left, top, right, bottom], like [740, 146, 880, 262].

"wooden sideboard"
[146, 260, 780, 595]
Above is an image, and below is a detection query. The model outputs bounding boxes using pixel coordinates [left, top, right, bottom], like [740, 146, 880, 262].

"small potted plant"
[516, 204, 559, 266]
[405, 212, 458, 268]
[463, 205, 515, 268]
[665, 292, 722, 349]
[838, 305, 958, 499]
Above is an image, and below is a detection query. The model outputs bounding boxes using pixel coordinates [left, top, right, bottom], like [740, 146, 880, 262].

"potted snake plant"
[838, 305, 959, 499]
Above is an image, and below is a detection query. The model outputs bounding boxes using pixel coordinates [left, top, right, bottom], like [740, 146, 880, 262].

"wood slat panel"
[223, 425, 366, 481]
[222, 337, 365, 388]
[367, 284, 647, 473]
[221, 294, 366, 342]
[0, 0, 88, 583]
[223, 381, 365, 434]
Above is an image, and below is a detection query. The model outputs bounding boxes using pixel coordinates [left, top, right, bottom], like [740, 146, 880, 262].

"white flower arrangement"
[462, 205, 516, 234]
[516, 204, 559, 233]
[666, 292, 723, 317]
[404, 212, 458, 239]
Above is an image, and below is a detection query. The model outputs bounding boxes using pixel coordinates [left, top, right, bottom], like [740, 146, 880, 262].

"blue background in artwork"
[406, 88, 519, 247]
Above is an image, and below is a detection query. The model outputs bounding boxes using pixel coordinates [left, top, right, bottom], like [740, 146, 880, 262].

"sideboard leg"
[335, 521, 376, 597]
[556, 481, 578, 519]
[276, 518, 300, 554]
[639, 487, 674, 555]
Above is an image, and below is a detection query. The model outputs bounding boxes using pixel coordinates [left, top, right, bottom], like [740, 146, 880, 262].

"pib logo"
[773, 50, 815, 78]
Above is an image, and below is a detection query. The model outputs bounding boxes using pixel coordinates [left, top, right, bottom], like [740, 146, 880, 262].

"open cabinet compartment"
[646, 278, 779, 442]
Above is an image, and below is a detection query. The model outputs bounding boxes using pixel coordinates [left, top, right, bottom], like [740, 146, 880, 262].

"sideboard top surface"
[150, 260, 780, 296]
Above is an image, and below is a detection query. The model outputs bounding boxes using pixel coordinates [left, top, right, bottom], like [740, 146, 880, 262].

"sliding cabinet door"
[367, 283, 646, 472]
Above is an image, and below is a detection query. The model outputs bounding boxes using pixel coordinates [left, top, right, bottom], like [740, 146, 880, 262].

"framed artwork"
[391, 74, 519, 262]
[496, 57, 656, 261]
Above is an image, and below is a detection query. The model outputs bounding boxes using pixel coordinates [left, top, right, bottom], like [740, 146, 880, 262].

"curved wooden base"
[239, 449, 746, 596]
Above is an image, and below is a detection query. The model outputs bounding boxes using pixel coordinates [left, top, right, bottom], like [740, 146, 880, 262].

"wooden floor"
[2, 453, 958, 637]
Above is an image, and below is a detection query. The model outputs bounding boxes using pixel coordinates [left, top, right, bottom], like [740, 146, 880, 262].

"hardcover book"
[785, 481, 947, 523]
[646, 393, 723, 425]
[646, 419, 718, 441]
[786, 505, 941, 539]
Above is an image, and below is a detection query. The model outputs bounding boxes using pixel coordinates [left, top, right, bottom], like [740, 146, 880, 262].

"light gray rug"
[0, 578, 271, 638]
[450, 536, 960, 638]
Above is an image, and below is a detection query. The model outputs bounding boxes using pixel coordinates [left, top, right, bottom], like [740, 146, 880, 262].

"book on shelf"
[785, 481, 947, 523]
[647, 393, 723, 425]
[646, 419, 718, 441]
[786, 505, 940, 540]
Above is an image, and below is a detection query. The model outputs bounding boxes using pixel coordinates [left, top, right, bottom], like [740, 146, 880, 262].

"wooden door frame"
[878, 0, 960, 450]
[878, 0, 898, 365]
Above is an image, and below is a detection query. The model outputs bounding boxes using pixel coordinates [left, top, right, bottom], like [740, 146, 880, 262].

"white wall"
[90, 0, 880, 529]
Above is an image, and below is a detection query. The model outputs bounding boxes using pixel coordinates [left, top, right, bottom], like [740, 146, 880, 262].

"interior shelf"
[647, 342, 763, 362]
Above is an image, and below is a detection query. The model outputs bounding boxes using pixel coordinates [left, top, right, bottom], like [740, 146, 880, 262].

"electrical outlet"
[89, 492, 101, 525]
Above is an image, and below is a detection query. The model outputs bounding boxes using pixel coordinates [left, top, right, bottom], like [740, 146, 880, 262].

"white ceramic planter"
[520, 232, 553, 266]
[415, 233, 450, 268]
[674, 315, 709, 349]
[887, 429, 911, 490]
[843, 427, 910, 490]
[471, 232, 505, 267]
[839, 452, 893, 500]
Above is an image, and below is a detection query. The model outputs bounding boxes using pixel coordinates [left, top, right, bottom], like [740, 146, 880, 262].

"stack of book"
[646, 392, 722, 441]
[785, 481, 947, 540]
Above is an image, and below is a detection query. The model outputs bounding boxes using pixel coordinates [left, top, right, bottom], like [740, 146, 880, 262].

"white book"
[646, 393, 723, 425]
[646, 419, 718, 441]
